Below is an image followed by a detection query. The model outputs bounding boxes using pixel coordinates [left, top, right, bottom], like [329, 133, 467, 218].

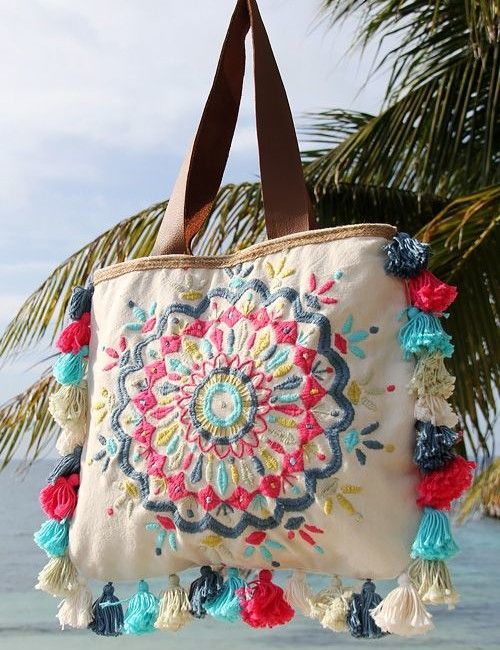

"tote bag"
[35, 0, 469, 639]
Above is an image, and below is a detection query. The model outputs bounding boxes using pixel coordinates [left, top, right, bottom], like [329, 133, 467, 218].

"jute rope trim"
[93, 223, 396, 285]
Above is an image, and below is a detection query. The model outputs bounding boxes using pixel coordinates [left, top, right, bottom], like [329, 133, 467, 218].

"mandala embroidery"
[103, 271, 357, 539]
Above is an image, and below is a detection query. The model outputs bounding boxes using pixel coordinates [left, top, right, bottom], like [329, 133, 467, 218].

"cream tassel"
[57, 580, 93, 628]
[155, 574, 192, 631]
[370, 573, 433, 637]
[408, 353, 455, 398]
[284, 570, 313, 616]
[309, 575, 352, 632]
[49, 381, 88, 433]
[35, 554, 80, 597]
[415, 395, 458, 428]
[409, 558, 459, 609]
[56, 428, 87, 456]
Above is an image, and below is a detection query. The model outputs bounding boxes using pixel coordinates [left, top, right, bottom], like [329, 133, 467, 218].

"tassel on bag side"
[34, 518, 69, 557]
[370, 573, 433, 636]
[56, 312, 91, 354]
[347, 579, 386, 639]
[238, 569, 295, 628]
[57, 580, 93, 629]
[398, 308, 454, 359]
[383, 232, 430, 278]
[47, 447, 83, 483]
[53, 347, 89, 386]
[35, 554, 80, 597]
[417, 455, 475, 510]
[414, 421, 459, 473]
[123, 580, 159, 635]
[155, 574, 192, 632]
[89, 582, 124, 637]
[414, 394, 458, 428]
[283, 570, 313, 617]
[68, 284, 94, 321]
[408, 353, 455, 399]
[408, 270, 457, 313]
[408, 559, 459, 609]
[411, 508, 459, 561]
[48, 382, 88, 437]
[309, 575, 352, 632]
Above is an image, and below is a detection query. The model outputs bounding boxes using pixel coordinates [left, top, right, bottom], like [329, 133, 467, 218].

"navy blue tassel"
[89, 582, 124, 636]
[69, 284, 94, 321]
[414, 421, 459, 473]
[47, 446, 82, 483]
[384, 233, 430, 278]
[348, 579, 387, 639]
[188, 566, 223, 619]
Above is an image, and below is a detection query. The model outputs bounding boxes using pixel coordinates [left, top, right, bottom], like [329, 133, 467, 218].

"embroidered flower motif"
[243, 531, 285, 566]
[346, 371, 395, 412]
[334, 315, 378, 359]
[284, 517, 325, 554]
[102, 267, 355, 540]
[304, 273, 338, 309]
[316, 478, 363, 520]
[145, 515, 178, 555]
[343, 421, 393, 465]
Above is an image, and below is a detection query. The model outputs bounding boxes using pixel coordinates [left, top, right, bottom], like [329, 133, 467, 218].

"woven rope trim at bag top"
[34, 0, 473, 639]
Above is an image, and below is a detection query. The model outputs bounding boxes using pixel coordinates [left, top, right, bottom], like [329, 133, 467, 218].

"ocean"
[1, 461, 498, 650]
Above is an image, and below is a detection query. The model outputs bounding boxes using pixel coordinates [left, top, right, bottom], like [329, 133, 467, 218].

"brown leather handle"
[152, 0, 313, 256]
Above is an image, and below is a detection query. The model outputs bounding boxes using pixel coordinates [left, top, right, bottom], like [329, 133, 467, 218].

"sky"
[0, 0, 391, 407]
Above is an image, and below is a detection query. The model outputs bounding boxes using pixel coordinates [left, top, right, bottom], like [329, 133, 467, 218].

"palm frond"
[0, 374, 56, 469]
[0, 201, 166, 361]
[456, 458, 500, 523]
[417, 186, 500, 458]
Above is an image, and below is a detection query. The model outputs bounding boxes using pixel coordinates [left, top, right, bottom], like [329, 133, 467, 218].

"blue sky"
[0, 0, 391, 406]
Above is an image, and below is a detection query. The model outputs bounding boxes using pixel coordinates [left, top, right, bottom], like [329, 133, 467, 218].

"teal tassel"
[205, 568, 246, 622]
[123, 580, 159, 635]
[399, 308, 453, 359]
[411, 508, 459, 560]
[53, 346, 88, 385]
[34, 518, 69, 557]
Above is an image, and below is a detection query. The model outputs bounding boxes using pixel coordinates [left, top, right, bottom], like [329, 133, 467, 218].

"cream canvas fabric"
[69, 227, 420, 582]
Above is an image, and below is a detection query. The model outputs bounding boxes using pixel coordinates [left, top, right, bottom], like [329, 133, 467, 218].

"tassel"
[399, 308, 454, 359]
[39, 473, 79, 521]
[35, 554, 79, 597]
[53, 347, 88, 386]
[408, 353, 455, 399]
[408, 559, 459, 609]
[411, 508, 459, 560]
[309, 575, 352, 632]
[34, 518, 69, 557]
[238, 569, 295, 628]
[417, 455, 476, 510]
[384, 232, 430, 278]
[57, 580, 93, 629]
[89, 582, 124, 636]
[56, 312, 91, 354]
[284, 570, 313, 617]
[370, 573, 433, 636]
[415, 394, 458, 428]
[48, 381, 88, 435]
[414, 421, 459, 473]
[56, 428, 87, 456]
[205, 567, 246, 622]
[47, 446, 82, 483]
[188, 565, 223, 619]
[347, 579, 387, 639]
[68, 284, 94, 321]
[123, 580, 159, 635]
[409, 270, 457, 313]
[155, 574, 192, 632]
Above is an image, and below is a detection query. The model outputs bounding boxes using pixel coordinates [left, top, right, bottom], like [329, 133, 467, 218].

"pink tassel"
[40, 474, 80, 521]
[238, 570, 294, 628]
[56, 313, 91, 354]
[409, 271, 457, 313]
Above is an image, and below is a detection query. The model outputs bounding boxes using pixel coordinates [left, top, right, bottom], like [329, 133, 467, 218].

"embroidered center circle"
[190, 367, 257, 444]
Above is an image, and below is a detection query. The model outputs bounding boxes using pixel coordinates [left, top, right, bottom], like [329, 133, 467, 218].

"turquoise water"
[1, 462, 498, 649]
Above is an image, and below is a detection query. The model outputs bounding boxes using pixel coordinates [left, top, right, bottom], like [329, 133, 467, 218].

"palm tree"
[0, 1, 498, 483]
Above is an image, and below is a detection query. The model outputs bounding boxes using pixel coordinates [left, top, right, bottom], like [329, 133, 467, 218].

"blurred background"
[0, 1, 498, 648]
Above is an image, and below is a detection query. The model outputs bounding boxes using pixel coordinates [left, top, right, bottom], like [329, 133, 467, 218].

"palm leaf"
[0, 374, 56, 469]
[456, 458, 500, 523]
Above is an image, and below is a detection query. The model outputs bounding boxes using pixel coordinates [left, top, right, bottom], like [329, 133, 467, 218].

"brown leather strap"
[152, 0, 313, 256]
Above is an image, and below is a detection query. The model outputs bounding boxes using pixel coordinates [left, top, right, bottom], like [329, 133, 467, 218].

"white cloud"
[0, 0, 388, 208]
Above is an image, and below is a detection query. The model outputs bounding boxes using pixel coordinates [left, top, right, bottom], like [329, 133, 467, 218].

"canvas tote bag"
[35, 0, 470, 639]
